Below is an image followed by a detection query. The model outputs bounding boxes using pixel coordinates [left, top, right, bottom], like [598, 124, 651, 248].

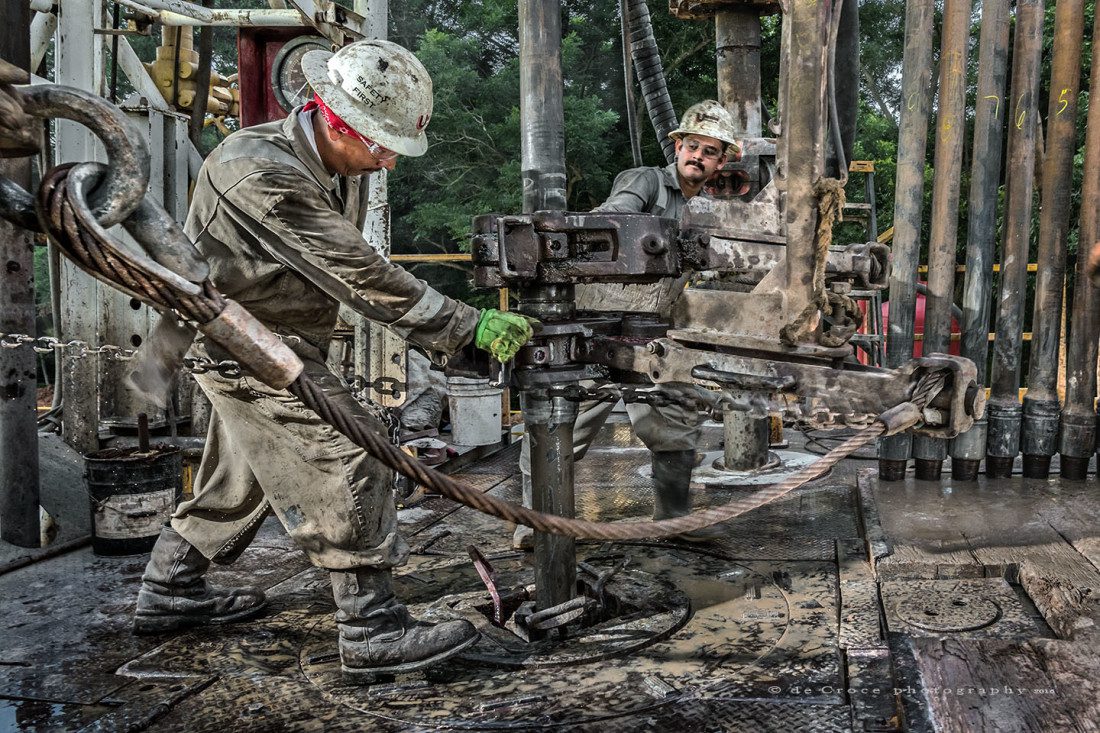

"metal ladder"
[843, 161, 886, 366]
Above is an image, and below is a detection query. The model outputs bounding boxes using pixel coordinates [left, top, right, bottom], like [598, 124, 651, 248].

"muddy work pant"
[518, 381, 705, 478]
[171, 349, 408, 571]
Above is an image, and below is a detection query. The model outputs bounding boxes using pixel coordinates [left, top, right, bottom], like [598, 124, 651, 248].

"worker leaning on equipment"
[513, 101, 741, 550]
[130, 40, 533, 679]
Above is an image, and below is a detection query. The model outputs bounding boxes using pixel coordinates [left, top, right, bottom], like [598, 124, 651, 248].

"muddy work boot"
[133, 525, 267, 635]
[651, 450, 726, 543]
[512, 475, 534, 551]
[332, 569, 479, 678]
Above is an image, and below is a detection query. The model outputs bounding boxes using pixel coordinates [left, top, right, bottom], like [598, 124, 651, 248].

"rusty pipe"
[1058, 0, 1100, 480]
[949, 0, 1012, 481]
[878, 0, 935, 480]
[1021, 0, 1085, 478]
[716, 9, 762, 138]
[911, 0, 972, 481]
[0, 3, 40, 548]
[985, 0, 1044, 478]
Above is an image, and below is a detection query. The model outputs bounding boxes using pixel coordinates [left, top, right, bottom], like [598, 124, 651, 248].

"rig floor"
[1, 416, 1098, 732]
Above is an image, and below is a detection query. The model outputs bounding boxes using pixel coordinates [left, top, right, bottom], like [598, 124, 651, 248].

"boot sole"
[340, 630, 481, 678]
[132, 600, 269, 635]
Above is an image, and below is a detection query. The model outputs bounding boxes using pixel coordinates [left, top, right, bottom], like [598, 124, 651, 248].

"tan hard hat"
[668, 100, 740, 155]
[302, 40, 433, 157]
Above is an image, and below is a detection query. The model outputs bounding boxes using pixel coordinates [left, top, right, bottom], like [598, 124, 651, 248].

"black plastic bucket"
[84, 445, 183, 556]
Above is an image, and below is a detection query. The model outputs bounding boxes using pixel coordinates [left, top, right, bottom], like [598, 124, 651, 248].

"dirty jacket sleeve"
[592, 168, 662, 213]
[241, 168, 477, 356]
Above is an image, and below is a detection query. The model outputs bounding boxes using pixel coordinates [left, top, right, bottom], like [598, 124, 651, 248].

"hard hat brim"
[301, 49, 428, 158]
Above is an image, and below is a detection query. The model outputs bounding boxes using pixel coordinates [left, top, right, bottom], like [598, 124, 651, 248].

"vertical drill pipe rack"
[910, 0, 972, 481]
[0, 2, 41, 548]
[985, 0, 1044, 478]
[1058, 3, 1100, 480]
[517, 0, 577, 612]
[950, 0, 1012, 481]
[1021, 0, 1085, 478]
[878, 0, 935, 480]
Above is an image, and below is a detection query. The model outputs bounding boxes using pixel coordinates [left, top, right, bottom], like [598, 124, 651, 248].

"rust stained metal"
[911, 0, 972, 476]
[986, 0, 1045, 476]
[1022, 0, 1087, 475]
[1058, 0, 1100, 477]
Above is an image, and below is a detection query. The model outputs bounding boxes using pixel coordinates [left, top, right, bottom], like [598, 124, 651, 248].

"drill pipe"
[911, 0, 972, 481]
[985, 0, 1044, 478]
[1021, 0, 1085, 478]
[518, 0, 576, 612]
[878, 0, 935, 480]
[950, 0, 1011, 481]
[716, 9, 762, 138]
[1058, 0, 1100, 480]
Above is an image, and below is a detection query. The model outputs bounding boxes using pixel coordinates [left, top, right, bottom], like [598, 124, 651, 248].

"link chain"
[1, 331, 403, 440]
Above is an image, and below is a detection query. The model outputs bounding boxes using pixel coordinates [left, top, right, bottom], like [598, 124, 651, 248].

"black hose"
[620, 0, 643, 167]
[827, 0, 848, 180]
[626, 0, 677, 164]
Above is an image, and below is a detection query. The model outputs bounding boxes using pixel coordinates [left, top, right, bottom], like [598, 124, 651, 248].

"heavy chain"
[0, 330, 409, 405]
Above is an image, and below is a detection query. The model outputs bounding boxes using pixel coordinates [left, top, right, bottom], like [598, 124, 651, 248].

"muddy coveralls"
[516, 163, 709, 544]
[173, 111, 478, 570]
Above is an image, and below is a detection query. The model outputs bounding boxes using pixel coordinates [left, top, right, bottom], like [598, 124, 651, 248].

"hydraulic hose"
[626, 0, 677, 164]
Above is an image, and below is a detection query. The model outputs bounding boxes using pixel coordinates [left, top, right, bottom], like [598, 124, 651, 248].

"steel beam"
[985, 0, 1044, 477]
[878, 0, 934, 480]
[1058, 0, 1100, 480]
[56, 0, 106, 455]
[1021, 0, 1085, 478]
[950, 0, 1011, 481]
[1, 0, 41, 548]
[777, 0, 828, 345]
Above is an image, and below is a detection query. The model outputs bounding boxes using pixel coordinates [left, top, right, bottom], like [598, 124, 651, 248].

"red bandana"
[303, 93, 374, 145]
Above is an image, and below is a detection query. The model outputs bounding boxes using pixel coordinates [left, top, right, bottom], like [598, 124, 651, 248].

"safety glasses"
[681, 138, 724, 160]
[357, 135, 398, 163]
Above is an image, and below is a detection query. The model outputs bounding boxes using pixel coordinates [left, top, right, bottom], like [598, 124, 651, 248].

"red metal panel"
[237, 27, 313, 128]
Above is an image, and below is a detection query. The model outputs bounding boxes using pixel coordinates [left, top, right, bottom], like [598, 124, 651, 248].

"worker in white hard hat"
[513, 100, 740, 550]
[130, 39, 533, 679]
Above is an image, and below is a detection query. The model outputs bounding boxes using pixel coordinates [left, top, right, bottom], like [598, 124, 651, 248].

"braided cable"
[289, 373, 893, 540]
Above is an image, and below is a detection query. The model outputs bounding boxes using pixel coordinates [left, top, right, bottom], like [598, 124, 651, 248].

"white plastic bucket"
[447, 377, 503, 446]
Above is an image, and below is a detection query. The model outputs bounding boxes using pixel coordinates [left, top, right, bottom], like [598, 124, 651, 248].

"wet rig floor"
[1, 418, 1098, 732]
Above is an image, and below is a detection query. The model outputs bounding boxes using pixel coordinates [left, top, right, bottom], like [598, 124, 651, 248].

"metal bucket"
[84, 445, 182, 556]
[447, 377, 503, 446]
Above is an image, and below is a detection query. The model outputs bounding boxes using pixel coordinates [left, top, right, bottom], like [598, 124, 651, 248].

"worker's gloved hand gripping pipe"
[474, 309, 537, 363]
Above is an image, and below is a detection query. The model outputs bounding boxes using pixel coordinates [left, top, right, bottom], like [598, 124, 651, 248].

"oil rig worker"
[130, 40, 533, 679]
[513, 100, 741, 550]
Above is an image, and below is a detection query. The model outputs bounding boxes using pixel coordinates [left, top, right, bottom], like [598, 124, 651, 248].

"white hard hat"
[668, 100, 740, 155]
[301, 40, 433, 157]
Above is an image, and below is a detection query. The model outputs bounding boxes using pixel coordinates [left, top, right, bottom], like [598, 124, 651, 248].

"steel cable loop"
[35, 162, 224, 323]
[289, 372, 895, 541]
[17, 84, 150, 229]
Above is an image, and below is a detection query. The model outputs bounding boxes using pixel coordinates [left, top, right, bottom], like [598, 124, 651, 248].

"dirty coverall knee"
[171, 348, 407, 571]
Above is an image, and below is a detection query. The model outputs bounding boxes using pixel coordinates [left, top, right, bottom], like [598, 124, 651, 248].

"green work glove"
[474, 309, 537, 363]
